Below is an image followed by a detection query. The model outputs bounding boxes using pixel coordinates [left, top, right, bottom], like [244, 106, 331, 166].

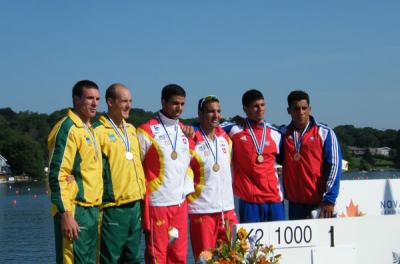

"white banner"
[335, 179, 400, 217]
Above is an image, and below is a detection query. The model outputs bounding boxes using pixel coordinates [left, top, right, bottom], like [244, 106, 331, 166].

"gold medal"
[171, 151, 178, 160]
[257, 155, 264, 163]
[294, 152, 301, 161]
[212, 163, 220, 172]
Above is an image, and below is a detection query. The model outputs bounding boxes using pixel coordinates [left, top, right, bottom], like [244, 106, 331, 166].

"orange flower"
[229, 250, 243, 262]
[255, 255, 268, 264]
[261, 245, 273, 254]
[219, 260, 232, 264]
[199, 250, 213, 261]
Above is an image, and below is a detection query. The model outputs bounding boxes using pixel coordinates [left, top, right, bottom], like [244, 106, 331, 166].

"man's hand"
[319, 203, 335, 218]
[182, 125, 195, 139]
[60, 212, 80, 240]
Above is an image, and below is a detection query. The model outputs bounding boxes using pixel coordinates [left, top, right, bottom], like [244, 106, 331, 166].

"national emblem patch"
[108, 133, 116, 141]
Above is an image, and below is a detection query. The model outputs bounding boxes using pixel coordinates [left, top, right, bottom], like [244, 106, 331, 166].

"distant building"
[369, 147, 391, 157]
[0, 154, 12, 176]
[348, 146, 368, 156]
[348, 146, 391, 157]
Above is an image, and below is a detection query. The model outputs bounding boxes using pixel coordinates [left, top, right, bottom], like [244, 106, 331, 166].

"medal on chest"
[125, 152, 133, 160]
[200, 128, 220, 172]
[293, 122, 310, 162]
[106, 115, 133, 161]
[246, 119, 267, 164]
[158, 113, 180, 161]
[171, 151, 178, 160]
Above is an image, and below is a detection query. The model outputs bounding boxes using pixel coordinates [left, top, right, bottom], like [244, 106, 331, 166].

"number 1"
[328, 226, 335, 247]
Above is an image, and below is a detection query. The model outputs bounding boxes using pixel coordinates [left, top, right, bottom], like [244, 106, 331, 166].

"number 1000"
[275, 225, 312, 245]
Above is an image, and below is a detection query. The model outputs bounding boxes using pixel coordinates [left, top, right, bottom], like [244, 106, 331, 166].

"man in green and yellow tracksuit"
[94, 83, 146, 264]
[48, 80, 103, 264]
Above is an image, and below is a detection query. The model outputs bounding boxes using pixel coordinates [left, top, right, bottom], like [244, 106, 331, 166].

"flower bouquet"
[198, 224, 281, 264]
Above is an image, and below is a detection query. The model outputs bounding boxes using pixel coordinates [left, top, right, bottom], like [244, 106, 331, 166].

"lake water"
[0, 182, 194, 263]
[1, 171, 400, 263]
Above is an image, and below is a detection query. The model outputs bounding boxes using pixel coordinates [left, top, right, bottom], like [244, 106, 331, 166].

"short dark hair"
[287, 90, 310, 107]
[242, 89, 264, 107]
[105, 83, 125, 101]
[72, 80, 99, 99]
[198, 95, 219, 112]
[161, 84, 186, 102]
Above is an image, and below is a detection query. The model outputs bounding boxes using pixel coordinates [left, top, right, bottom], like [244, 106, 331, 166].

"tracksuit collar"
[158, 111, 179, 126]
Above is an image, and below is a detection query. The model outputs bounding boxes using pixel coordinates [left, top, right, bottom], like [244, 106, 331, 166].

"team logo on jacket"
[288, 135, 293, 140]
[264, 140, 270, 146]
[310, 136, 315, 141]
[222, 147, 227, 153]
[240, 135, 247, 141]
[182, 138, 187, 144]
[108, 133, 116, 142]
[151, 125, 161, 135]
[85, 136, 92, 145]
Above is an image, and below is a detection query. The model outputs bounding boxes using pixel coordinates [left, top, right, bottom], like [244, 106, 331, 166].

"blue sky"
[1, 1, 399, 129]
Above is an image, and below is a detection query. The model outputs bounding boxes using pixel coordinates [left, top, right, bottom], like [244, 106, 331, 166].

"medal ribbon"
[157, 113, 179, 154]
[106, 114, 131, 153]
[246, 119, 266, 156]
[82, 122, 99, 159]
[199, 127, 218, 165]
[293, 122, 310, 153]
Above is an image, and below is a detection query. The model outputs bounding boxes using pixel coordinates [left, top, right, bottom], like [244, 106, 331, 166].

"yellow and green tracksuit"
[48, 109, 103, 264]
[95, 115, 146, 264]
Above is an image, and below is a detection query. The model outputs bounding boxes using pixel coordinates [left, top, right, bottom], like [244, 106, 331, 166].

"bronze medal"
[212, 163, 220, 172]
[257, 155, 264, 163]
[294, 152, 301, 161]
[171, 151, 178, 160]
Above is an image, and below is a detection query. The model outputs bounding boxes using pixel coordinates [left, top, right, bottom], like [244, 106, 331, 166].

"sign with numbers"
[235, 215, 400, 264]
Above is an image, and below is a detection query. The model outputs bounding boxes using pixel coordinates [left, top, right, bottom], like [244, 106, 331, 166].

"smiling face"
[161, 95, 185, 119]
[107, 85, 132, 122]
[243, 99, 265, 122]
[287, 99, 311, 130]
[199, 101, 221, 132]
[73, 87, 100, 122]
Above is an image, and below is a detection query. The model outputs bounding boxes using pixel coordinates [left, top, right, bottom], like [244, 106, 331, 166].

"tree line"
[0, 107, 399, 179]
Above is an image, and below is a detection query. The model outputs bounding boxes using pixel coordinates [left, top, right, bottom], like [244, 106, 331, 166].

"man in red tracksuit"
[281, 90, 342, 220]
[223, 89, 284, 223]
